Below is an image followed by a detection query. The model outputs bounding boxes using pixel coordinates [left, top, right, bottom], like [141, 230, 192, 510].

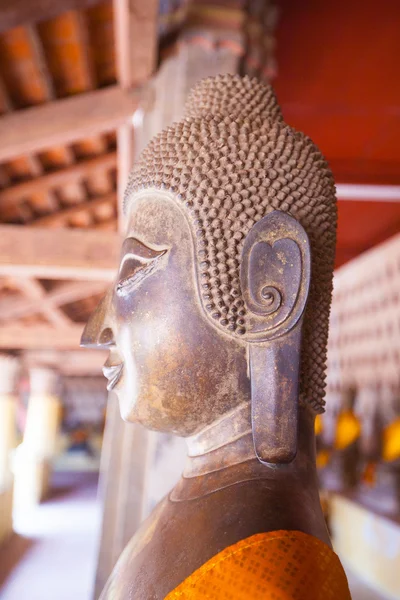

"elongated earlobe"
[240, 211, 311, 465]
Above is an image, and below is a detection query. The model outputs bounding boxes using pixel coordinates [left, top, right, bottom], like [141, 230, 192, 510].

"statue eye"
[116, 253, 166, 296]
[115, 238, 168, 297]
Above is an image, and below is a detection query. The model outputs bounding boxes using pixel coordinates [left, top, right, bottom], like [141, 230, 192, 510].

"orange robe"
[166, 530, 351, 599]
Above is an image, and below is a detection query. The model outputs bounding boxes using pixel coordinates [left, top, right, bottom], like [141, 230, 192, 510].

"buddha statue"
[317, 385, 360, 491]
[356, 384, 400, 515]
[81, 75, 351, 599]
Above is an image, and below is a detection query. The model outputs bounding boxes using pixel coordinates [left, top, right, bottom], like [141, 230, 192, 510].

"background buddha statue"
[317, 384, 360, 491]
[81, 74, 350, 599]
[356, 384, 400, 515]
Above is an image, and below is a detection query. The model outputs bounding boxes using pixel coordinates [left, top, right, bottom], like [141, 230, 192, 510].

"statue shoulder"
[98, 487, 235, 599]
[99, 497, 170, 600]
[99, 479, 285, 599]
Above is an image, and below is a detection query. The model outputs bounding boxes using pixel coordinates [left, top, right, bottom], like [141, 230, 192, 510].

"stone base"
[13, 450, 51, 507]
[0, 484, 14, 545]
[330, 493, 400, 600]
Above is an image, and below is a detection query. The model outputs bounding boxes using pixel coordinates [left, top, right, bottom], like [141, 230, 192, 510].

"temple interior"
[0, 1, 399, 599]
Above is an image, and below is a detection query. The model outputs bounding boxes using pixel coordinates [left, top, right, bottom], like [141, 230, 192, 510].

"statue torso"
[100, 458, 329, 600]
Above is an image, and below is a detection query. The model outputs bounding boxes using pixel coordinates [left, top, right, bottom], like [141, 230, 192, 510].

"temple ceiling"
[0, 0, 398, 359]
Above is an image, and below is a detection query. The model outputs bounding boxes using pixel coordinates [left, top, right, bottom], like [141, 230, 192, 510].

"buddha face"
[81, 191, 249, 436]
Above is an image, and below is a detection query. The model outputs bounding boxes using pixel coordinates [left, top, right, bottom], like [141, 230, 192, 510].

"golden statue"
[82, 75, 351, 599]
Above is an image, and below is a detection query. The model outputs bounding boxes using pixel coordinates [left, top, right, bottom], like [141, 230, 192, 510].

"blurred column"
[0, 355, 20, 544]
[14, 367, 61, 506]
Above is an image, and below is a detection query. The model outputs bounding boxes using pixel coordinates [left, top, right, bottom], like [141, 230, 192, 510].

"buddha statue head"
[82, 74, 337, 466]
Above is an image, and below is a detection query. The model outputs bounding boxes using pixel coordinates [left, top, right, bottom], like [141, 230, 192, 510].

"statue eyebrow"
[120, 237, 167, 261]
[116, 238, 168, 296]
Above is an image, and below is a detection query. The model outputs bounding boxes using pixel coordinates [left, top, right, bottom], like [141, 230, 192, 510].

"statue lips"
[102, 362, 124, 391]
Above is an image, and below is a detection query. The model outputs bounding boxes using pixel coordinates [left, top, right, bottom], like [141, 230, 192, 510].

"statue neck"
[169, 401, 331, 548]
[170, 402, 320, 505]
[184, 402, 255, 478]
[169, 401, 258, 502]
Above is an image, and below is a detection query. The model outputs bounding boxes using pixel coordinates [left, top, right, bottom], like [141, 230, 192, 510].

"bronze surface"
[81, 75, 338, 599]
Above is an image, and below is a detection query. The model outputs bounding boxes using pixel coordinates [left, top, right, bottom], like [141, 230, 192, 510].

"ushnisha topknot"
[184, 73, 283, 122]
[125, 74, 337, 413]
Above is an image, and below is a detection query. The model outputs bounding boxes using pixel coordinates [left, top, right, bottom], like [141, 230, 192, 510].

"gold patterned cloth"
[165, 530, 351, 599]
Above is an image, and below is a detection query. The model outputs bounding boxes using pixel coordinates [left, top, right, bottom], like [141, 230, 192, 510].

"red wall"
[273, 0, 400, 265]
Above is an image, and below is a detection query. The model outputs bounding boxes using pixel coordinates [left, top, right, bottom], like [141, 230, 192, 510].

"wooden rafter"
[31, 192, 116, 228]
[37, 11, 110, 161]
[28, 18, 90, 212]
[113, 0, 159, 229]
[23, 349, 108, 376]
[26, 24, 56, 100]
[73, 10, 97, 91]
[0, 279, 107, 322]
[0, 0, 106, 33]
[15, 278, 72, 327]
[0, 86, 137, 163]
[0, 152, 117, 211]
[0, 324, 84, 350]
[0, 74, 13, 113]
[114, 0, 159, 90]
[94, 218, 117, 230]
[0, 26, 61, 218]
[0, 225, 119, 280]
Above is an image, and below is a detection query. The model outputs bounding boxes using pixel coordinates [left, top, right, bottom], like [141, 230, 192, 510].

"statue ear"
[240, 211, 311, 465]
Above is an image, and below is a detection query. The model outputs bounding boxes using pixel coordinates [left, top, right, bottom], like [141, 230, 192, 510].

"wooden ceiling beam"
[114, 0, 159, 90]
[0, 225, 120, 280]
[31, 192, 116, 227]
[0, 324, 84, 350]
[0, 86, 137, 163]
[0, 0, 105, 34]
[0, 280, 106, 322]
[22, 349, 107, 376]
[14, 25, 61, 224]
[93, 218, 117, 231]
[42, 280, 107, 307]
[114, 0, 159, 229]
[26, 24, 56, 100]
[0, 74, 14, 113]
[15, 278, 72, 327]
[73, 11, 98, 91]
[0, 152, 117, 210]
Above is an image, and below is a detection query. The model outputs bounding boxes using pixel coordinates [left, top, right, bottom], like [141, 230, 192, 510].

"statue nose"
[80, 293, 116, 349]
